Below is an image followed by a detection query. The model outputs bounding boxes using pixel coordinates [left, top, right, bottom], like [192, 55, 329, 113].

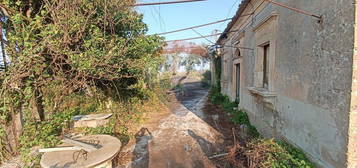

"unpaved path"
[0, 80, 237, 168]
[119, 80, 237, 168]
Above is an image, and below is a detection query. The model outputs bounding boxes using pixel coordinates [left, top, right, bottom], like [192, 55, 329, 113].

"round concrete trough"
[40, 134, 121, 168]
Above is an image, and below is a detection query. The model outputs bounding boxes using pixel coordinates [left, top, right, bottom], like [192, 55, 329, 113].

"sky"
[136, 0, 241, 45]
[0, 0, 241, 69]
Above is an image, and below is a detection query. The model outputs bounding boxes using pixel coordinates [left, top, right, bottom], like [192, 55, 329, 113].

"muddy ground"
[118, 79, 239, 168]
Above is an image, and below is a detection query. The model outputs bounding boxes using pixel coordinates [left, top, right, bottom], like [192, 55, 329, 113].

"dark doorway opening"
[236, 64, 240, 101]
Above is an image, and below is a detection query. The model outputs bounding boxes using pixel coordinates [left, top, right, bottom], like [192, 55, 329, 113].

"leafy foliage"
[209, 86, 259, 137]
[163, 41, 208, 76]
[270, 140, 315, 168]
[0, 0, 165, 165]
[0, 121, 9, 164]
[200, 70, 211, 87]
[209, 86, 314, 168]
[19, 110, 75, 165]
[1, 0, 164, 103]
[212, 54, 222, 87]
[228, 138, 315, 168]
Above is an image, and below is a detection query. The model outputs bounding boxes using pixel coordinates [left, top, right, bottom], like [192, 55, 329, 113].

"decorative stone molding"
[253, 11, 278, 91]
[247, 87, 277, 109]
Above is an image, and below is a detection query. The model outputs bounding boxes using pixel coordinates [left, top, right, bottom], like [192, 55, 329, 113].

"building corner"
[347, 1, 357, 167]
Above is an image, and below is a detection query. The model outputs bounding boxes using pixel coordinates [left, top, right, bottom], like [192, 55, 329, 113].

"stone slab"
[40, 134, 121, 168]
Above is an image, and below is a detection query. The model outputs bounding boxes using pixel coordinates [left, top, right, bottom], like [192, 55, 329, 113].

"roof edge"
[217, 0, 251, 44]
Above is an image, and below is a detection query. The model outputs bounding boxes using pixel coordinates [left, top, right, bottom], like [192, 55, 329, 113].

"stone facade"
[215, 0, 357, 167]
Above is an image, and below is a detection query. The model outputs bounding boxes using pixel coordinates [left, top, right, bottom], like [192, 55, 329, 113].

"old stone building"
[213, 0, 357, 167]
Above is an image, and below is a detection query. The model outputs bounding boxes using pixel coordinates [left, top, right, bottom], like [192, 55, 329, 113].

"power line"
[165, 33, 222, 43]
[165, 0, 322, 43]
[227, 0, 241, 19]
[217, 45, 253, 50]
[218, 0, 240, 29]
[191, 28, 215, 44]
[264, 0, 321, 21]
[150, 2, 166, 32]
[164, 44, 253, 52]
[221, 0, 265, 36]
[157, 2, 166, 32]
[155, 18, 233, 35]
[156, 13, 252, 36]
[162, 12, 253, 42]
[164, 29, 240, 43]
[131, 0, 206, 7]
[165, 19, 252, 44]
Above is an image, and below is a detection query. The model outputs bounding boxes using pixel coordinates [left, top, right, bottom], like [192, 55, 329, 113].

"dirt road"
[119, 80, 236, 168]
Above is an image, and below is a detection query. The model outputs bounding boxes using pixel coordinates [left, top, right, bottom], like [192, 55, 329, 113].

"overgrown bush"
[228, 139, 315, 168]
[209, 86, 315, 168]
[0, 123, 9, 165]
[0, 98, 9, 164]
[201, 70, 211, 88]
[158, 72, 174, 90]
[0, 0, 166, 165]
[20, 111, 75, 165]
[209, 86, 259, 137]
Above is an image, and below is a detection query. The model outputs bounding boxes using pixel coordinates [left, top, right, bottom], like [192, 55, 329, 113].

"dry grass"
[226, 140, 273, 168]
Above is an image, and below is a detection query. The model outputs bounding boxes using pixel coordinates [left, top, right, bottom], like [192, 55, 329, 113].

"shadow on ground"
[130, 128, 152, 168]
[118, 79, 238, 168]
[172, 81, 238, 167]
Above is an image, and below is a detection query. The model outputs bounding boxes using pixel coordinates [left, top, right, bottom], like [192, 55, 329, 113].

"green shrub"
[209, 86, 225, 105]
[20, 110, 76, 166]
[271, 140, 315, 168]
[0, 0, 165, 162]
[261, 139, 315, 168]
[201, 70, 211, 88]
[0, 123, 8, 164]
[209, 87, 314, 167]
[209, 86, 259, 137]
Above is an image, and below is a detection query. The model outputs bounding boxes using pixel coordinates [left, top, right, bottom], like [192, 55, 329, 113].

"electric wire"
[218, 0, 240, 29]
[263, 0, 322, 20]
[191, 28, 215, 44]
[164, 0, 322, 50]
[131, 0, 206, 7]
[155, 18, 233, 35]
[164, 0, 265, 42]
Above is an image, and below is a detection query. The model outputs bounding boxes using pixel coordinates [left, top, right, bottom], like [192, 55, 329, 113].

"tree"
[181, 44, 208, 75]
[0, 0, 164, 158]
[163, 41, 186, 75]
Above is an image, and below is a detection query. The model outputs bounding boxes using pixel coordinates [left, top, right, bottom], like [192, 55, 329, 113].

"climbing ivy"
[213, 53, 222, 87]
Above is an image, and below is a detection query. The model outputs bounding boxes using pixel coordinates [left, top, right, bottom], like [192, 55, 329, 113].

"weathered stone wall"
[219, 0, 356, 167]
[209, 55, 217, 87]
[348, 1, 357, 167]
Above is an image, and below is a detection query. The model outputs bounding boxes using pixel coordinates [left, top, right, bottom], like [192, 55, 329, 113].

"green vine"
[213, 54, 222, 87]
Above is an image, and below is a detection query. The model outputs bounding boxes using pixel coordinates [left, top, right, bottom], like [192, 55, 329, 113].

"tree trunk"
[34, 88, 45, 121]
[8, 106, 19, 155]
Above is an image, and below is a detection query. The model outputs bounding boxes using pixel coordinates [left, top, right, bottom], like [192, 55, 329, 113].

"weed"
[20, 110, 75, 167]
[209, 86, 315, 168]
[209, 86, 259, 137]
[201, 70, 211, 88]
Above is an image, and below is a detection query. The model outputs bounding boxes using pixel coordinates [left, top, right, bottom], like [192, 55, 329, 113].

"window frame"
[252, 13, 277, 92]
[262, 44, 270, 89]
